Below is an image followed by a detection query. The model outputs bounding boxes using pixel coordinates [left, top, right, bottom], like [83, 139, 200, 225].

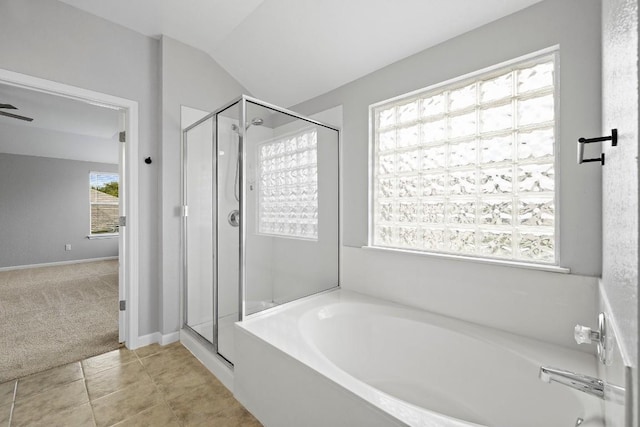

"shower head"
[231, 117, 264, 133]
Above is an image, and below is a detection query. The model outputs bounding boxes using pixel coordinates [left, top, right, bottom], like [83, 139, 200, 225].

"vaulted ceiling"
[60, 0, 543, 107]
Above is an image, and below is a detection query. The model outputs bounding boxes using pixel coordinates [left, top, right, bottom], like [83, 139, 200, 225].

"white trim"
[136, 331, 181, 348]
[362, 245, 570, 274]
[0, 68, 140, 351]
[180, 328, 234, 391]
[136, 332, 159, 348]
[0, 256, 118, 272]
[160, 331, 180, 345]
[126, 99, 140, 350]
[87, 234, 119, 240]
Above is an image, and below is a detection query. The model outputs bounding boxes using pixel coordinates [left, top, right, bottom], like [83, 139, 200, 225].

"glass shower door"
[182, 101, 240, 364]
[183, 115, 215, 345]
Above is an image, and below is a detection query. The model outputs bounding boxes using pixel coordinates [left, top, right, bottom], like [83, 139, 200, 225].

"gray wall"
[160, 36, 249, 335]
[0, 0, 160, 335]
[0, 153, 118, 268]
[291, 0, 602, 277]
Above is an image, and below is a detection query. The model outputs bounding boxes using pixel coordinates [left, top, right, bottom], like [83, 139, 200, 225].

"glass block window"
[90, 171, 119, 235]
[370, 53, 557, 264]
[258, 128, 318, 239]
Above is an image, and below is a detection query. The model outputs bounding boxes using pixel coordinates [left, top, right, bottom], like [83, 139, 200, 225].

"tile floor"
[0, 342, 262, 426]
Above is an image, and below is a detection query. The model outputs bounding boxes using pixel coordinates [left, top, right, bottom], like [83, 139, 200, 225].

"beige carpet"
[0, 259, 120, 382]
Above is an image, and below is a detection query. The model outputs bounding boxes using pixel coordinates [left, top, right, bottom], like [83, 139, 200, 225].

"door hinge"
[119, 300, 126, 311]
[119, 216, 126, 227]
[182, 205, 188, 217]
[119, 131, 126, 143]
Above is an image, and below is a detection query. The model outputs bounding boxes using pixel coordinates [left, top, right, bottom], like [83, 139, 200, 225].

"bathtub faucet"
[538, 366, 604, 399]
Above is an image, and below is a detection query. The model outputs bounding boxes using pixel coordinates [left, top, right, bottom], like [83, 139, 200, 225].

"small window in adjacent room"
[258, 127, 318, 240]
[90, 171, 119, 235]
[370, 50, 557, 264]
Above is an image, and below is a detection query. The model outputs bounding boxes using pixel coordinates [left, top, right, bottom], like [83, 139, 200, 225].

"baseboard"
[0, 256, 119, 272]
[135, 332, 160, 348]
[135, 331, 180, 349]
[160, 331, 180, 345]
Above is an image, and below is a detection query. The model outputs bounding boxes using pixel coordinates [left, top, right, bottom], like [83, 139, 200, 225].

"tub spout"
[539, 366, 604, 399]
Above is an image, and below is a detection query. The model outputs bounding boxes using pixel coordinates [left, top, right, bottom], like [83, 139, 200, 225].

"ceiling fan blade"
[0, 104, 17, 110]
[0, 111, 33, 122]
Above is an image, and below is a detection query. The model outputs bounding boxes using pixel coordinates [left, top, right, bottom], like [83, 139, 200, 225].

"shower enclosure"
[182, 96, 340, 365]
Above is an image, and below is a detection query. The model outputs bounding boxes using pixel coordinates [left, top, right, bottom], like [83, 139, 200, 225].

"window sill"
[87, 234, 119, 240]
[361, 245, 570, 274]
[256, 232, 318, 242]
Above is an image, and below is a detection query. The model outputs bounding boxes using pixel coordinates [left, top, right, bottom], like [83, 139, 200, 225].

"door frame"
[0, 68, 140, 349]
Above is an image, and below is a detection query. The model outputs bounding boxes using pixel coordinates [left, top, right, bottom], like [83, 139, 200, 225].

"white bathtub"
[234, 289, 603, 427]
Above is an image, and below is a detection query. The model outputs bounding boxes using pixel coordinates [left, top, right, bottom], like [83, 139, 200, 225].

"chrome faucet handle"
[574, 313, 610, 365]
[574, 324, 600, 345]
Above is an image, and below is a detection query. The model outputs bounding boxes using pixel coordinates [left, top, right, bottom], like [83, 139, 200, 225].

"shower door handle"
[228, 210, 240, 227]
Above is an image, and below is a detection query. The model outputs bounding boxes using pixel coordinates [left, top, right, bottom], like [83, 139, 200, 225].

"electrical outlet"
[65, 244, 71, 251]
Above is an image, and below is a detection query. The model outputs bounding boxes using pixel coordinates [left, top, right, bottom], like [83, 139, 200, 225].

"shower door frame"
[181, 110, 222, 363]
[181, 95, 341, 369]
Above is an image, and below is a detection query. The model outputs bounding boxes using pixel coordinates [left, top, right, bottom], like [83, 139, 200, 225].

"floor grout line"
[136, 344, 203, 427]
[155, 378, 184, 427]
[81, 360, 99, 427]
[85, 359, 145, 404]
[7, 380, 17, 427]
[97, 347, 177, 427]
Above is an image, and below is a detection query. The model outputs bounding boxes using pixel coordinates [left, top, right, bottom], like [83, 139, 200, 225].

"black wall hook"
[144, 157, 152, 164]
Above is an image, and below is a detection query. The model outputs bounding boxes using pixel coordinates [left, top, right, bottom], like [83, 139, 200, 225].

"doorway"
[0, 69, 140, 377]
